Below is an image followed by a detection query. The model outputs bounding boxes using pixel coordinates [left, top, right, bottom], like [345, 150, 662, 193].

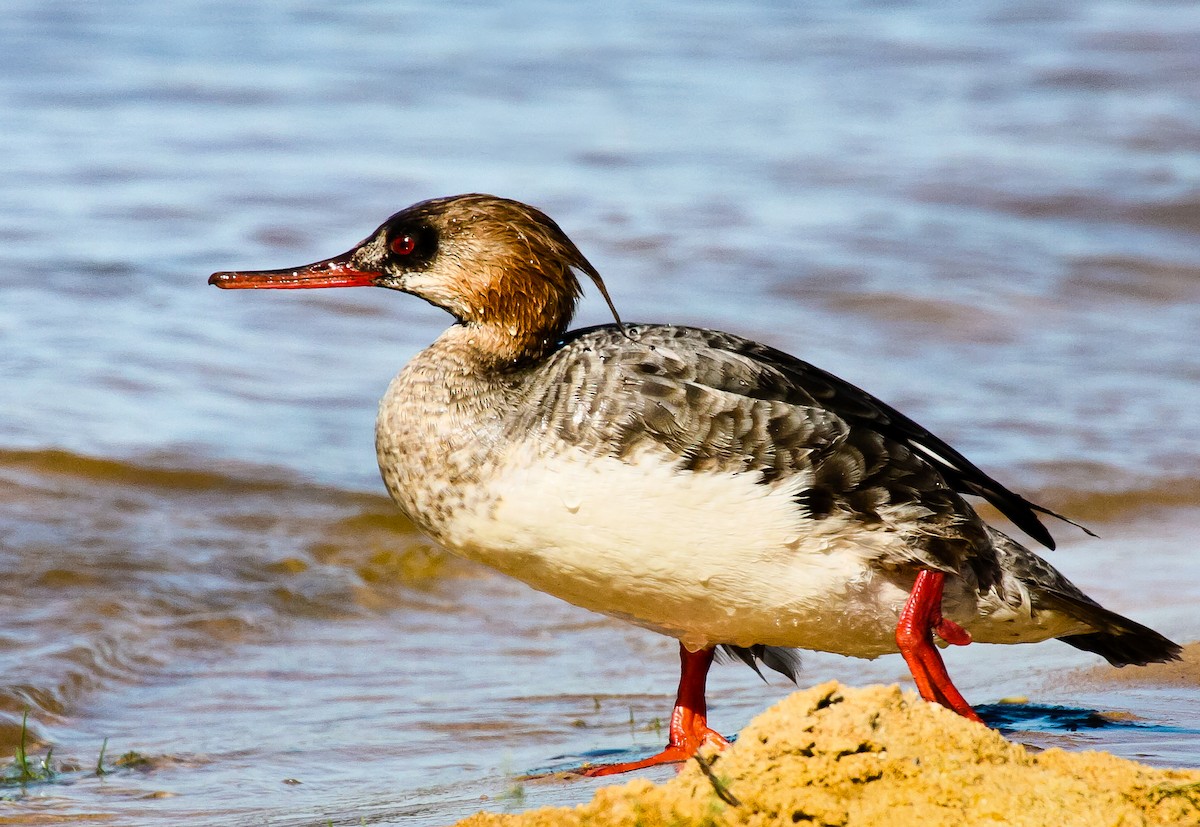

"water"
[2, 0, 1199, 823]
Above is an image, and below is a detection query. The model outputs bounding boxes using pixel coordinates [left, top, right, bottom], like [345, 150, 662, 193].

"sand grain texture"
[458, 682, 1200, 827]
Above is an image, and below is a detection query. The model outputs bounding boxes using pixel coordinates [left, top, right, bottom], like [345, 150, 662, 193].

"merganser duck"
[210, 194, 1180, 775]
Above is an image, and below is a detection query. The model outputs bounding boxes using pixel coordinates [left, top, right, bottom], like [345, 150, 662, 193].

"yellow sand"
[458, 682, 1200, 827]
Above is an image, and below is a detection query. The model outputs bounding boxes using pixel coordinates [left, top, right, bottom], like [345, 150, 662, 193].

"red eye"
[390, 235, 416, 255]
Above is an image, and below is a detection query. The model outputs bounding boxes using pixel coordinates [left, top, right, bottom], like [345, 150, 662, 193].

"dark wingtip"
[1030, 502, 1099, 541]
[1020, 513, 1057, 550]
[961, 476, 1098, 551]
[1009, 499, 1100, 551]
[966, 481, 1058, 550]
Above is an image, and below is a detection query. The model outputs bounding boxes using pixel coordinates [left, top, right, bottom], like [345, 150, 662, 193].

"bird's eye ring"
[390, 235, 417, 256]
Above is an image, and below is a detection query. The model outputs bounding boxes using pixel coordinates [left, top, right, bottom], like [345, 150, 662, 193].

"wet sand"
[460, 681, 1200, 827]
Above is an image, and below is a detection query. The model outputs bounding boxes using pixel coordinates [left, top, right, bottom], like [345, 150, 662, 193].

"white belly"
[433, 444, 940, 658]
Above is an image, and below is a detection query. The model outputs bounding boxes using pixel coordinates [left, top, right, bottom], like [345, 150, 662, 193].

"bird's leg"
[581, 643, 728, 777]
[895, 569, 984, 723]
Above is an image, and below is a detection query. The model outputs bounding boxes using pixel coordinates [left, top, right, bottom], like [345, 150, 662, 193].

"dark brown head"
[210, 194, 622, 362]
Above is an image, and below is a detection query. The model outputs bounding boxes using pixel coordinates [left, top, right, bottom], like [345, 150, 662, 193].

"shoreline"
[457, 681, 1200, 827]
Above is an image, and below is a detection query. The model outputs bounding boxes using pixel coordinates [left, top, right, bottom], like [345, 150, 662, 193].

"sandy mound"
[457, 682, 1200, 827]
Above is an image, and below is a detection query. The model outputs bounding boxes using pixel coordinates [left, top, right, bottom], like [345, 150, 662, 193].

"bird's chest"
[373, 366, 510, 540]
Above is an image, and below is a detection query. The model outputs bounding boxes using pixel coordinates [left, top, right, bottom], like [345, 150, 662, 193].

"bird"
[210, 193, 1180, 776]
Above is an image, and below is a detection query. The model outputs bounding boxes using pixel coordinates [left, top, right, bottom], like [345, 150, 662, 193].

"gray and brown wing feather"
[511, 323, 1004, 580]
[633, 326, 1079, 550]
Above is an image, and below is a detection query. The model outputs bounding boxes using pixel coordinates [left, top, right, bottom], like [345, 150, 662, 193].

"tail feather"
[1060, 630, 1181, 667]
[1055, 602, 1182, 667]
[987, 525, 1180, 668]
[1043, 589, 1181, 667]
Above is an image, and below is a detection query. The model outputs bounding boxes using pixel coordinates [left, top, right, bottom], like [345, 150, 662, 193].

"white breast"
[436, 442, 936, 657]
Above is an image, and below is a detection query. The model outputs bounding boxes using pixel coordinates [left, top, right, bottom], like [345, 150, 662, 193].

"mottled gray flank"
[507, 324, 998, 579]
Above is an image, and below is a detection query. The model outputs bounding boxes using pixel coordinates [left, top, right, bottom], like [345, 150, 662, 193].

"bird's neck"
[426, 319, 563, 373]
[375, 324, 538, 540]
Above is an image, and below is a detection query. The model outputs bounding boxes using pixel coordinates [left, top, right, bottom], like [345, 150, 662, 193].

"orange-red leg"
[896, 569, 983, 723]
[582, 644, 728, 777]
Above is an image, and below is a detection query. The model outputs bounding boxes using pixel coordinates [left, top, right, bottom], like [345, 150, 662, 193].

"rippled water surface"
[2, 1, 1200, 824]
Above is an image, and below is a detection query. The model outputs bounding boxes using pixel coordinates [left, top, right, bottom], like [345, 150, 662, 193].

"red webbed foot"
[581, 644, 728, 777]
